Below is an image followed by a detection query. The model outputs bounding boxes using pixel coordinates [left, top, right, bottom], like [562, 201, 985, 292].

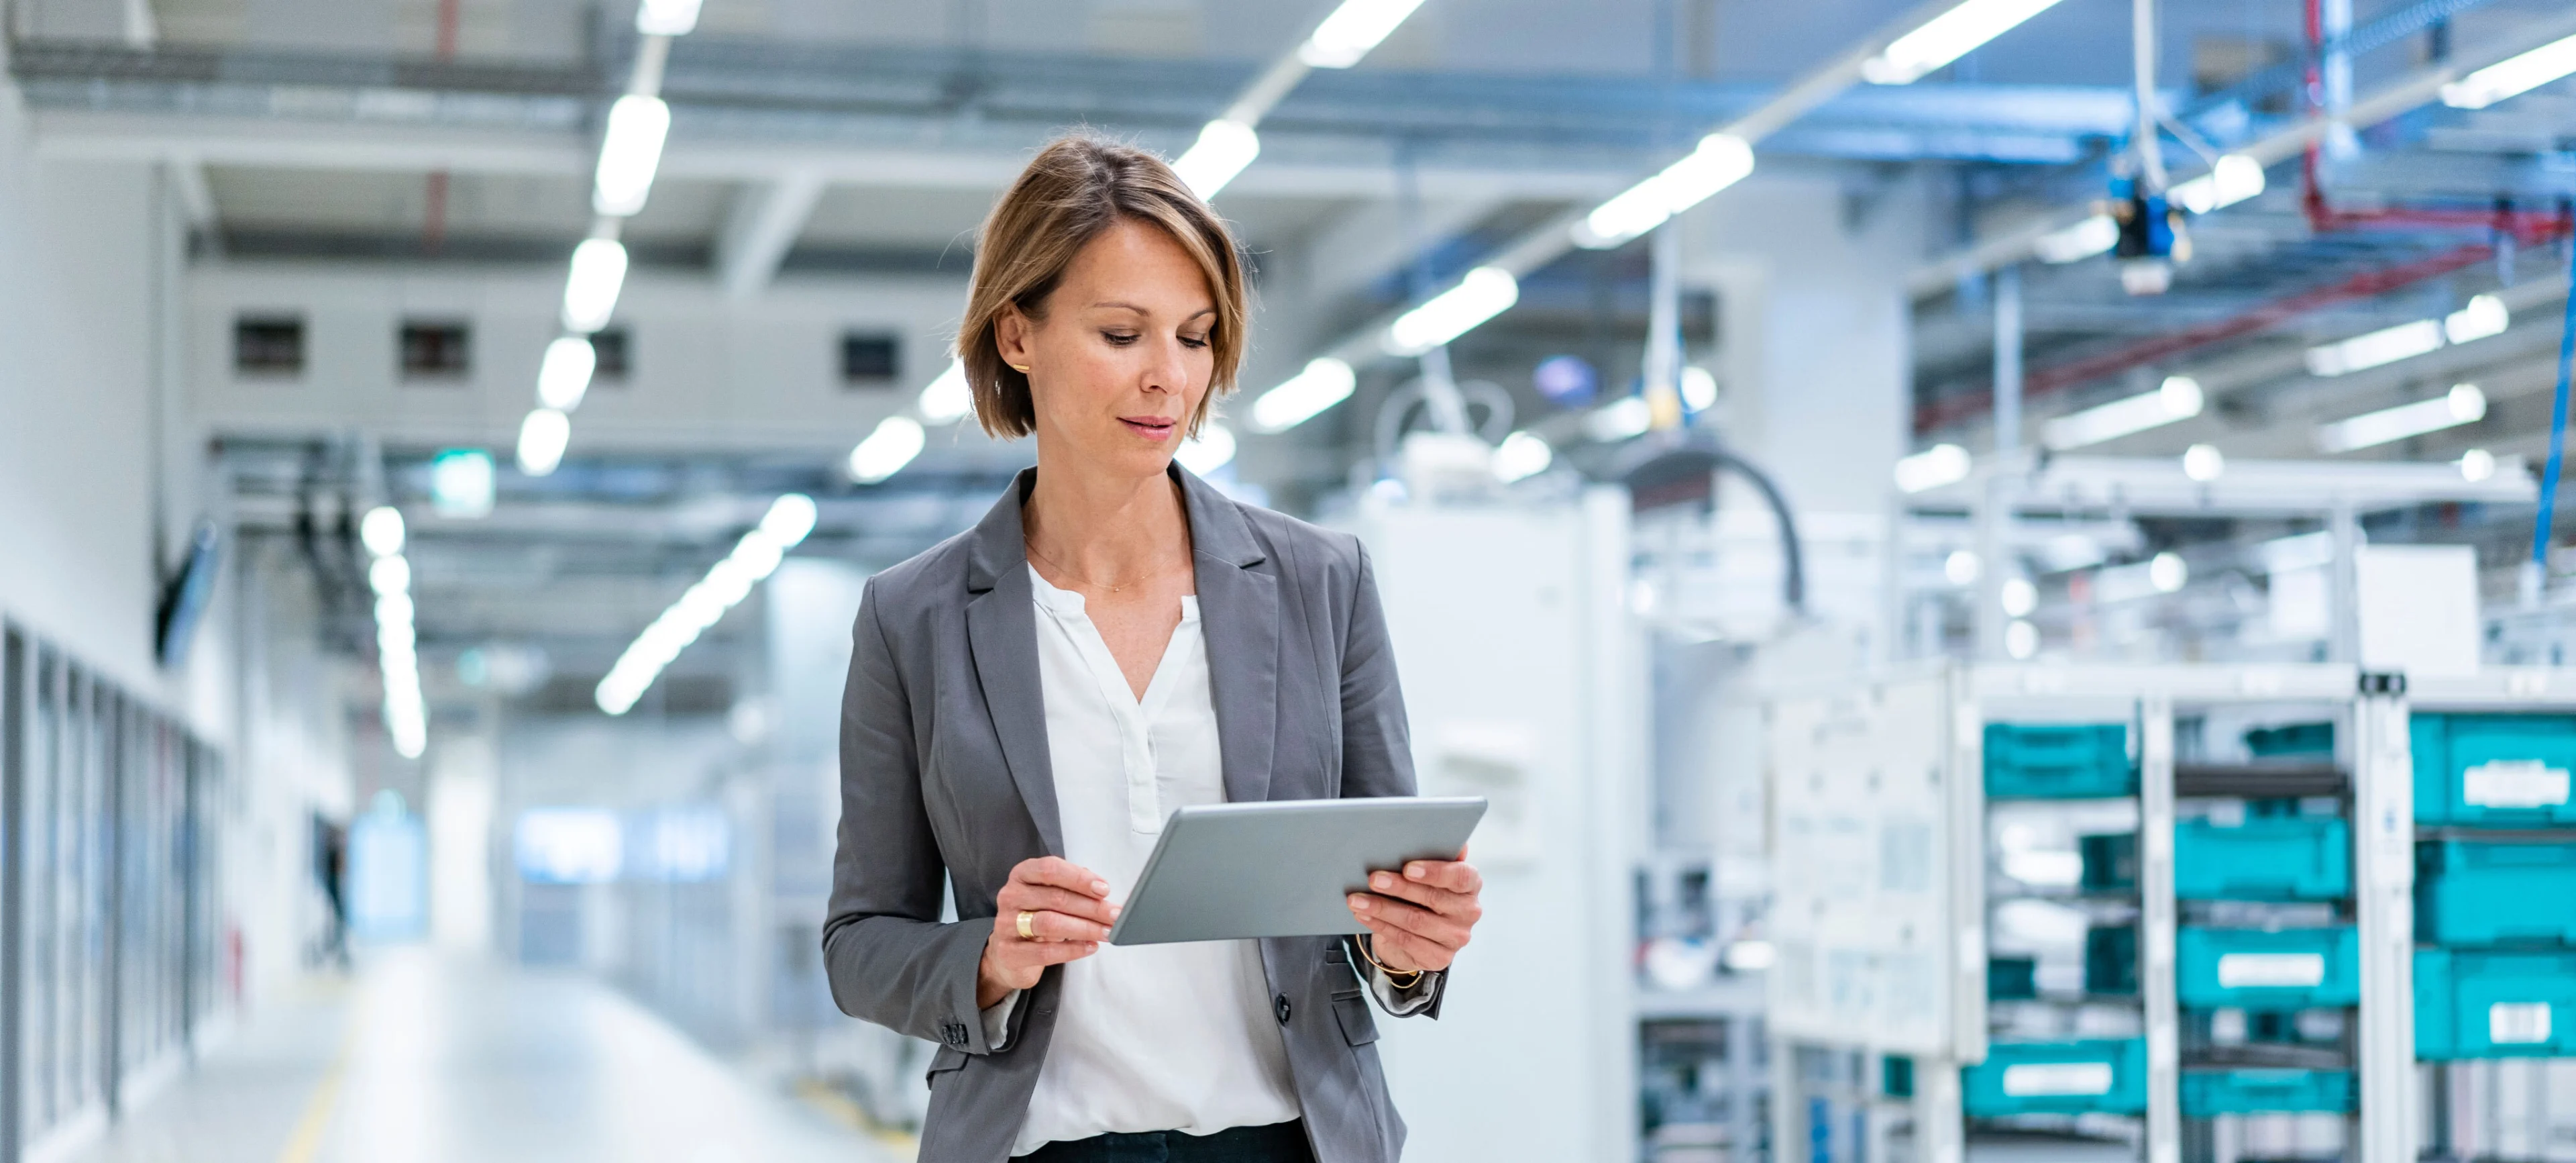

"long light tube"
[593, 95, 671, 217]
[2441, 32, 2576, 109]
[1574, 133, 1755, 249]
[517, 408, 571, 476]
[364, 509, 427, 758]
[918, 360, 972, 425]
[1173, 119, 1260, 200]
[598, 495, 816, 715]
[1493, 431, 1554, 482]
[1175, 422, 1238, 476]
[1384, 266, 1519, 356]
[562, 238, 629, 334]
[849, 415, 926, 483]
[2035, 214, 2120, 264]
[2305, 295, 2508, 376]
[635, 0, 702, 36]
[1894, 443, 1973, 493]
[537, 336, 598, 411]
[1298, 0, 1431, 68]
[2315, 383, 2486, 452]
[1862, 0, 2072, 85]
[2171, 154, 2267, 215]
[2041, 375, 2204, 450]
[1248, 357, 1356, 432]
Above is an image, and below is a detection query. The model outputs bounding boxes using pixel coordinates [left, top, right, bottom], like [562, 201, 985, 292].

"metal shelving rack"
[1766, 662, 2441, 1163]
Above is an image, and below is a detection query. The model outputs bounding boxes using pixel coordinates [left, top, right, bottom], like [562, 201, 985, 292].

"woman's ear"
[994, 305, 1034, 370]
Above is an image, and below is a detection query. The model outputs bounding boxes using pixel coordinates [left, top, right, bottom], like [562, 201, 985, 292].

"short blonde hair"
[959, 135, 1248, 440]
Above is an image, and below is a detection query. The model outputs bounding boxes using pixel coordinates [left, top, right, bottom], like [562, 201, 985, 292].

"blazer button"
[1274, 994, 1292, 1025]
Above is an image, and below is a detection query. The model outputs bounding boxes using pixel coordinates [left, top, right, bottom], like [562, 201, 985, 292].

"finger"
[1348, 893, 1471, 950]
[1356, 919, 1449, 973]
[1023, 909, 1113, 944]
[1363, 870, 1468, 913]
[998, 884, 1120, 926]
[1403, 858, 1482, 895]
[1016, 856, 1112, 898]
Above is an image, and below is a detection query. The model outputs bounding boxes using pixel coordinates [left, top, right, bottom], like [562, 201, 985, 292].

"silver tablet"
[1106, 797, 1488, 946]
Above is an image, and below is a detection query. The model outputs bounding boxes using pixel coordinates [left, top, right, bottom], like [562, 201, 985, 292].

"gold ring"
[1016, 910, 1037, 940]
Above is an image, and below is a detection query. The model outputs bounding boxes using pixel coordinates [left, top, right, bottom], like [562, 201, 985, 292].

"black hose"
[1613, 434, 1807, 616]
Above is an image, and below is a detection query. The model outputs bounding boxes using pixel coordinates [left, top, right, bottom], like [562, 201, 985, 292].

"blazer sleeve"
[820, 580, 1004, 1054]
[1336, 541, 1448, 1019]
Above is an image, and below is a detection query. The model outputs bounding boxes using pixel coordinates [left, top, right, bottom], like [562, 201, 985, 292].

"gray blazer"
[823, 465, 1444, 1163]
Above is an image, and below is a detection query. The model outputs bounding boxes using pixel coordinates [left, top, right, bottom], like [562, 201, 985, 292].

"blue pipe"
[2534, 238, 2576, 570]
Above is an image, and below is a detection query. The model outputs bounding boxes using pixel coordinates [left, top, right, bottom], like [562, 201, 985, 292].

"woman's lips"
[1120, 417, 1178, 440]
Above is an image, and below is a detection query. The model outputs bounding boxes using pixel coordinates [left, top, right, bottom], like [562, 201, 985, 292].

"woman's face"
[998, 219, 1216, 483]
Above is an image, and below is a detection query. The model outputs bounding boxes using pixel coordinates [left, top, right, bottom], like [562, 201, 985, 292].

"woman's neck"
[1021, 454, 1191, 588]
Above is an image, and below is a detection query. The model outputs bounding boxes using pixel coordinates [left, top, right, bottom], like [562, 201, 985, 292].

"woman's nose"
[1141, 338, 1193, 395]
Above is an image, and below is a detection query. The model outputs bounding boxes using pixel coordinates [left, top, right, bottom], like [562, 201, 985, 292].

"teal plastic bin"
[1986, 723, 2135, 799]
[2086, 926, 2138, 996]
[2178, 927, 2361, 1010]
[1964, 1039, 2148, 1117]
[2180, 1070, 2356, 1116]
[1988, 957, 2039, 1001]
[2246, 721, 2335, 758]
[2416, 948, 2576, 1059]
[2174, 816, 2351, 901]
[2080, 832, 2139, 893]
[2412, 713, 2576, 827]
[2417, 841, 2576, 947]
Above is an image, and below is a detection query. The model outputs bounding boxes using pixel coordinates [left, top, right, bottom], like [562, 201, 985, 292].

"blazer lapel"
[1179, 467, 1279, 806]
[963, 470, 1065, 857]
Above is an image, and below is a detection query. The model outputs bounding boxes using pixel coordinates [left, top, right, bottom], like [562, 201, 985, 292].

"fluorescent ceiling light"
[1680, 366, 1718, 411]
[429, 448, 496, 519]
[2461, 448, 2498, 483]
[2440, 32, 2576, 109]
[2034, 214, 2119, 264]
[517, 408, 571, 477]
[370, 555, 411, 597]
[1385, 266, 1519, 356]
[1894, 443, 1972, 493]
[1944, 550, 1981, 585]
[634, 0, 702, 36]
[2149, 551, 2188, 593]
[1250, 358, 1356, 433]
[562, 238, 629, 334]
[376, 558, 426, 758]
[598, 495, 816, 715]
[537, 336, 598, 411]
[1172, 119, 1260, 200]
[1493, 431, 1553, 482]
[593, 95, 671, 217]
[2316, 383, 2485, 452]
[1573, 133, 1755, 248]
[1298, 0, 1430, 68]
[2182, 442, 2225, 482]
[2445, 294, 2510, 344]
[2305, 295, 2508, 376]
[1175, 422, 1238, 475]
[2171, 154, 2267, 215]
[2041, 376, 2204, 450]
[2000, 576, 2037, 617]
[360, 505, 407, 558]
[1863, 0, 2072, 85]
[849, 415, 926, 483]
[1586, 397, 1654, 442]
[918, 360, 972, 424]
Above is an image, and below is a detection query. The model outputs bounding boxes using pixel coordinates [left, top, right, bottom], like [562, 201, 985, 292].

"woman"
[823, 136, 1485, 1163]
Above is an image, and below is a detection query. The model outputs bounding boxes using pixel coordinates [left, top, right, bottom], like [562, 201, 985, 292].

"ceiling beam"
[715, 172, 826, 299]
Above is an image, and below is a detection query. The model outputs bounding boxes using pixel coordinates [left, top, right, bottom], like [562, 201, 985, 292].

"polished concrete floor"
[65, 950, 902, 1163]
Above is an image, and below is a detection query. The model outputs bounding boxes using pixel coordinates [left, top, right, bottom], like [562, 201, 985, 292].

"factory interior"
[11, 0, 2576, 1160]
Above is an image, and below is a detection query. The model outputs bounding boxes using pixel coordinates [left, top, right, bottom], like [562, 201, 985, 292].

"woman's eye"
[1101, 332, 1139, 346]
[1180, 335, 1210, 350]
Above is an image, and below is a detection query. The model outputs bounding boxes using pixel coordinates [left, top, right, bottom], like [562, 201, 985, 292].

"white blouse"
[991, 567, 1301, 1155]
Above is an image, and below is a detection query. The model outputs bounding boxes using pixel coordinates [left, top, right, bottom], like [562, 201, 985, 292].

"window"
[233, 316, 305, 376]
[840, 332, 901, 385]
[400, 321, 472, 380]
[589, 328, 631, 382]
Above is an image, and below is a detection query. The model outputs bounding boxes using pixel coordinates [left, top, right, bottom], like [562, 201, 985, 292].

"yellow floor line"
[792, 1078, 921, 1159]
[275, 995, 363, 1163]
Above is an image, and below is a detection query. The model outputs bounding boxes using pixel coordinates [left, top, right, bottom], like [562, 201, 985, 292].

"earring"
[1008, 363, 1032, 373]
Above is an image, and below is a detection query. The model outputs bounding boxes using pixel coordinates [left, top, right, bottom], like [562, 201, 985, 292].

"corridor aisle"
[66, 950, 904, 1163]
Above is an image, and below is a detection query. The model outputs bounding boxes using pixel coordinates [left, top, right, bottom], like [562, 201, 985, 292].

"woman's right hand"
[979, 856, 1118, 1009]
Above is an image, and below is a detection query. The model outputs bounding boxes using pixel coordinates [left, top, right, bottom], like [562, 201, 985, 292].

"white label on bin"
[2216, 952, 2326, 989]
[2463, 760, 2570, 809]
[2490, 1003, 2553, 1045]
[2000, 1062, 2114, 1097]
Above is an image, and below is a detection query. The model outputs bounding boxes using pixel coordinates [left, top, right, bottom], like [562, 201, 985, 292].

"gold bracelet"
[1352, 933, 1426, 987]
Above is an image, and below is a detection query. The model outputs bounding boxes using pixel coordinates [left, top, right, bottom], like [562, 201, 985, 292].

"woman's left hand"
[1346, 848, 1483, 974]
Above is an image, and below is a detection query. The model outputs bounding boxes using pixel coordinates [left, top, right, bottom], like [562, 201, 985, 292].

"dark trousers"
[1014, 1119, 1316, 1162]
